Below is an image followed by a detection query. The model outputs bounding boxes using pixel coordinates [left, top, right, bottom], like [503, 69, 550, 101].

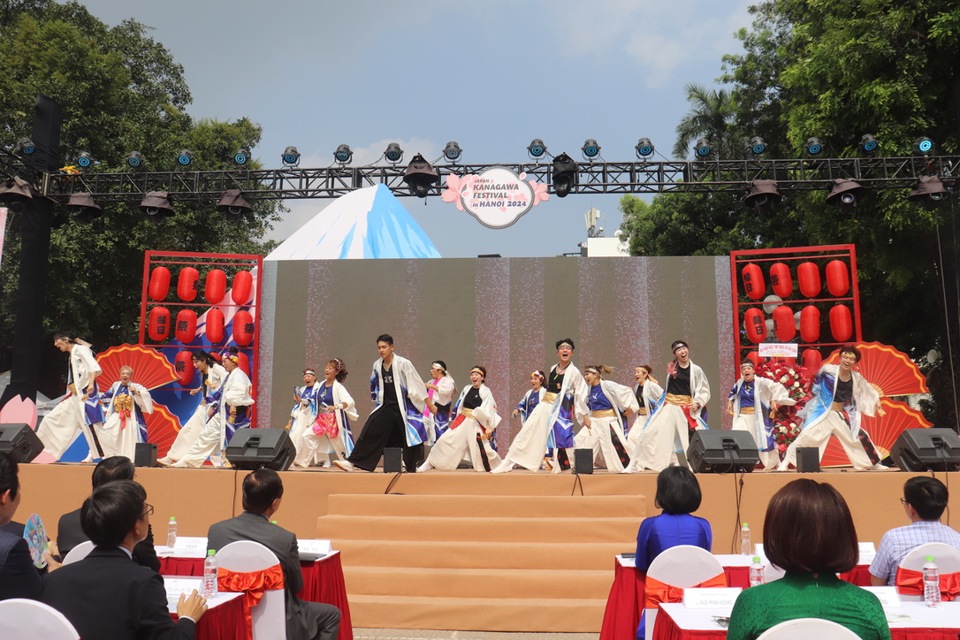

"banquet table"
[165, 577, 246, 640]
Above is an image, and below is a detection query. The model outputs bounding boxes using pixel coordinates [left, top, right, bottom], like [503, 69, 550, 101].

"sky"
[77, 0, 755, 257]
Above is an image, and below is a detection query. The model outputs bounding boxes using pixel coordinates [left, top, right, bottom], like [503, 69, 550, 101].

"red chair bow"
[643, 571, 727, 609]
[895, 567, 960, 601]
[218, 564, 285, 640]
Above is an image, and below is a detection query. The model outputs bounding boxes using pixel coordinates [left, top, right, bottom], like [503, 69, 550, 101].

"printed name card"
[617, 554, 637, 568]
[173, 536, 209, 557]
[298, 539, 332, 556]
[858, 541, 877, 564]
[860, 586, 901, 607]
[683, 587, 743, 609]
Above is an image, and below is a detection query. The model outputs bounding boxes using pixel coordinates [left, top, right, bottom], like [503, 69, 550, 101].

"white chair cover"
[896, 542, 960, 602]
[644, 545, 725, 640]
[0, 598, 80, 639]
[756, 617, 860, 640]
[216, 540, 287, 640]
[61, 540, 95, 565]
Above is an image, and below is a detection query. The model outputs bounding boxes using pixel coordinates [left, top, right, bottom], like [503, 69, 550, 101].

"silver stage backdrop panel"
[258, 256, 735, 446]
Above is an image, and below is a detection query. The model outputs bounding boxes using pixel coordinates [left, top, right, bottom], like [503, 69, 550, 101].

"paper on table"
[298, 539, 332, 560]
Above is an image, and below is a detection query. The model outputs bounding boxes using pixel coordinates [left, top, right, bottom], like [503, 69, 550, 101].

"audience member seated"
[635, 466, 712, 639]
[726, 479, 890, 640]
[40, 480, 206, 639]
[869, 476, 960, 586]
[207, 468, 341, 640]
[57, 456, 160, 571]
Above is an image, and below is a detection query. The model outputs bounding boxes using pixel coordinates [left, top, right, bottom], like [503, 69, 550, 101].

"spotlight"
[126, 151, 144, 169]
[176, 149, 194, 167]
[384, 143, 404, 164]
[14, 138, 36, 156]
[748, 136, 767, 155]
[0, 176, 34, 212]
[744, 180, 782, 214]
[233, 148, 251, 165]
[333, 144, 353, 165]
[858, 134, 879, 155]
[804, 137, 823, 156]
[581, 139, 601, 160]
[635, 138, 655, 158]
[281, 146, 301, 167]
[217, 189, 253, 216]
[826, 179, 864, 213]
[694, 139, 713, 159]
[913, 137, 935, 155]
[551, 153, 578, 198]
[403, 154, 439, 198]
[66, 192, 102, 224]
[76, 151, 94, 169]
[908, 176, 947, 210]
[139, 191, 174, 218]
[527, 139, 547, 159]
[443, 141, 462, 162]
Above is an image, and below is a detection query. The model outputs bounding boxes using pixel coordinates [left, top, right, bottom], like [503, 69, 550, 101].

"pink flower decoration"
[530, 180, 550, 205]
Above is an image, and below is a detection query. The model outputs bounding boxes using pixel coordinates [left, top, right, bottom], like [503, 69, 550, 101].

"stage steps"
[316, 487, 644, 632]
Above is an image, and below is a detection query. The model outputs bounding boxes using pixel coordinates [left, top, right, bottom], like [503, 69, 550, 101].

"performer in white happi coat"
[333, 334, 428, 473]
[288, 368, 322, 457]
[492, 338, 588, 474]
[778, 345, 888, 471]
[418, 366, 502, 472]
[727, 360, 795, 470]
[626, 340, 710, 473]
[574, 365, 639, 473]
[423, 361, 456, 445]
[625, 365, 664, 459]
[293, 359, 358, 468]
[159, 351, 226, 466]
[99, 365, 154, 460]
[38, 334, 105, 461]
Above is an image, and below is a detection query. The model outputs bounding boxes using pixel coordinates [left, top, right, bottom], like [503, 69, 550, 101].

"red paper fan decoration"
[145, 402, 182, 458]
[821, 398, 932, 467]
[96, 344, 179, 391]
[824, 341, 928, 396]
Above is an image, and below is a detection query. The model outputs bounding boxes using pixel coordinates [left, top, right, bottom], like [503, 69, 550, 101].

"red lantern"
[802, 348, 822, 373]
[829, 304, 853, 342]
[825, 260, 850, 297]
[232, 310, 255, 347]
[236, 351, 251, 377]
[174, 350, 195, 386]
[773, 305, 796, 342]
[741, 263, 765, 300]
[797, 262, 821, 298]
[769, 262, 793, 298]
[746, 351, 761, 367]
[147, 306, 170, 342]
[148, 267, 170, 302]
[232, 270, 253, 305]
[174, 309, 197, 344]
[799, 305, 821, 343]
[177, 267, 200, 302]
[743, 307, 767, 343]
[205, 269, 227, 304]
[206, 308, 225, 344]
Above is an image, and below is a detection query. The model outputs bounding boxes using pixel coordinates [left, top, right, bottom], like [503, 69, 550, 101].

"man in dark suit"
[57, 456, 160, 570]
[40, 480, 206, 639]
[207, 468, 341, 640]
[0, 452, 54, 600]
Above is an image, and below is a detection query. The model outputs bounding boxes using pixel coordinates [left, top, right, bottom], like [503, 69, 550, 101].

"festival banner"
[441, 167, 549, 229]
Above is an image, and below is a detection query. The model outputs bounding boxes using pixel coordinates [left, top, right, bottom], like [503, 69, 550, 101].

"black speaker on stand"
[890, 428, 960, 471]
[0, 424, 44, 463]
[687, 430, 760, 473]
[225, 429, 296, 471]
[383, 448, 403, 473]
[134, 443, 157, 467]
[573, 448, 594, 474]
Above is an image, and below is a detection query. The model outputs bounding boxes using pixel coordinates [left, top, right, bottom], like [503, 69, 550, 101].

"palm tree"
[673, 84, 737, 159]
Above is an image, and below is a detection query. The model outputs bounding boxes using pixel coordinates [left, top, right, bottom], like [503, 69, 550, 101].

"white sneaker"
[332, 460, 354, 472]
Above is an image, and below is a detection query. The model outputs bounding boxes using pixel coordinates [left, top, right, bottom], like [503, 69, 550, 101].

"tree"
[672, 84, 738, 159]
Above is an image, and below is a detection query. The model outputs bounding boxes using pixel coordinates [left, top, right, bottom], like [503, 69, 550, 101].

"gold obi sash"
[542, 392, 558, 404]
[590, 409, 617, 418]
[739, 407, 756, 415]
[831, 401, 845, 411]
[665, 393, 693, 407]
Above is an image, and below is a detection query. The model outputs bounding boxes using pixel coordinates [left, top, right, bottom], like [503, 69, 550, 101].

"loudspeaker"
[890, 428, 960, 472]
[796, 447, 821, 473]
[573, 448, 594, 474]
[134, 443, 157, 467]
[383, 448, 403, 473]
[0, 424, 44, 463]
[225, 428, 296, 471]
[687, 430, 760, 473]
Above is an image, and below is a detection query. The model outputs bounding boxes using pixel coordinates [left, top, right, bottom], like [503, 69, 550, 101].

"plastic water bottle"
[749, 556, 765, 587]
[166, 516, 177, 548]
[923, 555, 941, 608]
[740, 522, 751, 555]
[202, 550, 218, 598]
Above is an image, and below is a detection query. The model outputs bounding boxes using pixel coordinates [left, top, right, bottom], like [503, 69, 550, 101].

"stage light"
[403, 153, 439, 198]
[748, 136, 767, 155]
[217, 189, 253, 216]
[552, 153, 578, 198]
[233, 148, 251, 165]
[176, 149, 194, 167]
[913, 137, 935, 155]
[694, 139, 713, 159]
[635, 138, 654, 158]
[527, 139, 547, 159]
[126, 151, 144, 169]
[0, 176, 34, 212]
[76, 151, 94, 169]
[139, 191, 174, 218]
[744, 180, 782, 214]
[859, 134, 878, 155]
[384, 143, 404, 164]
[443, 141, 462, 162]
[13, 138, 36, 156]
[66, 192, 101, 224]
[804, 137, 823, 156]
[333, 144, 353, 165]
[281, 146, 300, 167]
[826, 179, 864, 213]
[908, 176, 947, 210]
[581, 139, 601, 160]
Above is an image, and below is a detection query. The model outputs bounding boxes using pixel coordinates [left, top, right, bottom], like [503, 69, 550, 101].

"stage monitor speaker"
[890, 428, 960, 472]
[0, 424, 44, 463]
[134, 442, 157, 467]
[796, 447, 821, 473]
[383, 448, 403, 473]
[687, 430, 760, 473]
[225, 428, 295, 471]
[573, 448, 594, 474]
